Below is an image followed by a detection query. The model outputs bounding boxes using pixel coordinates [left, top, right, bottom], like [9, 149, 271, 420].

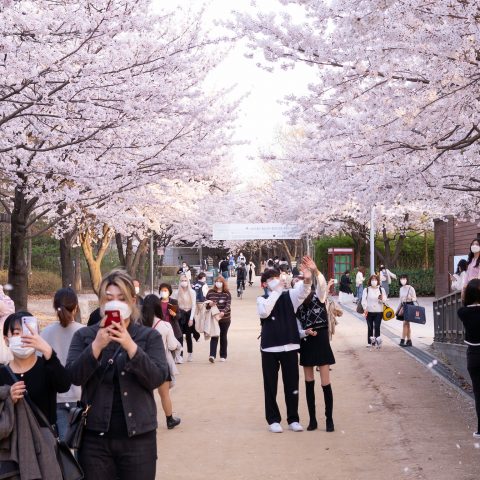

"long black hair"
[141, 294, 163, 328]
[464, 279, 480, 307]
[456, 259, 468, 275]
[467, 238, 480, 268]
[53, 287, 78, 328]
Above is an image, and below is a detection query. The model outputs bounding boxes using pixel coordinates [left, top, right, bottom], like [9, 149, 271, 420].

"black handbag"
[5, 366, 83, 480]
[356, 300, 364, 314]
[65, 345, 121, 450]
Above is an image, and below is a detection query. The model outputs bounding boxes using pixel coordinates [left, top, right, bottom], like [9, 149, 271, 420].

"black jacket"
[458, 306, 480, 345]
[66, 322, 168, 437]
[339, 274, 352, 294]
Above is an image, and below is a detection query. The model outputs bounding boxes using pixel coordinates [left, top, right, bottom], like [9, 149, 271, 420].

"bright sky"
[153, 0, 315, 182]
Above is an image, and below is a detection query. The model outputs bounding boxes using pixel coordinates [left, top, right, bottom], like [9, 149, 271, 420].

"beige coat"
[203, 305, 222, 339]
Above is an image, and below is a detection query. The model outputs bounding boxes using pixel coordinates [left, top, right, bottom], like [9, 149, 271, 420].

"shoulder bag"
[65, 345, 121, 450]
[5, 366, 83, 480]
[379, 287, 395, 321]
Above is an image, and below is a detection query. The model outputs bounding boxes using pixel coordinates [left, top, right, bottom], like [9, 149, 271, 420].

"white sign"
[213, 224, 302, 241]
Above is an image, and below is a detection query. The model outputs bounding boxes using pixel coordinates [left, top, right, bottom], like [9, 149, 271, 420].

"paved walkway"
[158, 282, 478, 480]
[27, 284, 479, 478]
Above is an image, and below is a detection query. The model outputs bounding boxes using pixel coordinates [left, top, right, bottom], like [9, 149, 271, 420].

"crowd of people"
[1, 241, 480, 479]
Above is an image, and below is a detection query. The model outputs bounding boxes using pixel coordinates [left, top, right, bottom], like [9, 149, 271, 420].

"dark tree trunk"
[60, 238, 74, 288]
[115, 233, 126, 267]
[0, 224, 5, 271]
[8, 189, 29, 311]
[27, 233, 32, 274]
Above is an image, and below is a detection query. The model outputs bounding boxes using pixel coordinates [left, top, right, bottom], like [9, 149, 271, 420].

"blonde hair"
[177, 274, 193, 310]
[98, 269, 140, 322]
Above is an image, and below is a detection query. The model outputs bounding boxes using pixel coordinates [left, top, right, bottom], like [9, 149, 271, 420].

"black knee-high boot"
[322, 384, 334, 432]
[305, 380, 317, 431]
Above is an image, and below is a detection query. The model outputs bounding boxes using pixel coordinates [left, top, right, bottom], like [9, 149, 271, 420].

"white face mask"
[267, 279, 281, 291]
[134, 286, 140, 295]
[471, 245, 480, 254]
[8, 336, 35, 359]
[104, 300, 132, 321]
[400, 279, 407, 286]
[160, 291, 169, 299]
[371, 280, 378, 287]
[215, 282, 223, 289]
[180, 281, 189, 288]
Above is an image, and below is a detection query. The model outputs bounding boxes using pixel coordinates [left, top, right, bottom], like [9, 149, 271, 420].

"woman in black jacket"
[458, 278, 480, 439]
[67, 270, 169, 480]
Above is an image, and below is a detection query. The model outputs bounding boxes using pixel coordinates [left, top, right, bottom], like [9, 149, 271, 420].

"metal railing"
[433, 291, 464, 344]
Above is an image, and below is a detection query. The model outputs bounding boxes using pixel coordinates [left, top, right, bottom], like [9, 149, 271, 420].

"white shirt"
[399, 285, 417, 303]
[379, 269, 397, 284]
[451, 271, 467, 292]
[355, 271, 365, 288]
[257, 279, 311, 352]
[361, 286, 387, 313]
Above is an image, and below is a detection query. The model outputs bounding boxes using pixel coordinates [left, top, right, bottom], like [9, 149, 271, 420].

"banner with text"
[213, 224, 302, 241]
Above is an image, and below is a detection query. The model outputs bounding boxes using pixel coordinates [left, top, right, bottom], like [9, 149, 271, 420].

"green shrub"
[0, 270, 62, 296]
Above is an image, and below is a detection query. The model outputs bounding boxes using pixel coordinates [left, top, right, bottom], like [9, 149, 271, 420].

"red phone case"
[105, 310, 121, 327]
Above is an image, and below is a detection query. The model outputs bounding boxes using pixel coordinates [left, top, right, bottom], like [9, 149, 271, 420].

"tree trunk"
[0, 224, 4, 271]
[129, 238, 149, 278]
[27, 232, 32, 275]
[60, 238, 74, 288]
[74, 247, 82, 292]
[8, 189, 29, 311]
[80, 225, 113, 294]
[115, 233, 126, 267]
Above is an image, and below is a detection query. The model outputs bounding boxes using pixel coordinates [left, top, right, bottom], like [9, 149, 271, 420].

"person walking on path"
[458, 278, 480, 439]
[339, 270, 353, 304]
[158, 283, 183, 364]
[177, 262, 192, 282]
[248, 260, 256, 286]
[171, 274, 198, 362]
[257, 261, 312, 433]
[66, 270, 168, 480]
[142, 294, 181, 430]
[295, 257, 336, 433]
[378, 264, 397, 297]
[451, 259, 468, 292]
[355, 266, 366, 301]
[206, 276, 232, 363]
[40, 287, 84, 441]
[361, 274, 387, 348]
[220, 257, 230, 280]
[396, 275, 417, 347]
[236, 262, 247, 297]
[464, 239, 480, 291]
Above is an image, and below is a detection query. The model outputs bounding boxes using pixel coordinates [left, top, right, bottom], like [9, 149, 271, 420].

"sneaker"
[208, 356, 215, 363]
[405, 340, 413, 347]
[220, 358, 226, 362]
[376, 337, 382, 348]
[473, 432, 480, 438]
[269, 422, 283, 433]
[399, 339, 405, 347]
[288, 422, 304, 432]
[175, 355, 183, 364]
[187, 353, 193, 362]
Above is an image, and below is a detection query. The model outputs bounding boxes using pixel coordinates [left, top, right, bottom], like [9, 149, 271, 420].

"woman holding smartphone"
[294, 257, 336, 432]
[66, 270, 168, 480]
[361, 274, 387, 348]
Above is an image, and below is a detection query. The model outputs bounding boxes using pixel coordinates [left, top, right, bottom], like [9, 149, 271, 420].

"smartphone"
[104, 310, 121, 327]
[21, 316, 38, 336]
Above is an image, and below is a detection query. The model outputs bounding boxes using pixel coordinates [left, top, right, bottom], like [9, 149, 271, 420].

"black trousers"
[179, 309, 199, 354]
[210, 321, 231, 359]
[467, 346, 480, 431]
[79, 430, 157, 480]
[366, 312, 383, 343]
[261, 350, 300, 425]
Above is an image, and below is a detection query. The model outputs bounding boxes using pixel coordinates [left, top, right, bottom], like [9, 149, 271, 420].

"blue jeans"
[222, 271, 229, 280]
[56, 403, 72, 442]
[356, 285, 364, 301]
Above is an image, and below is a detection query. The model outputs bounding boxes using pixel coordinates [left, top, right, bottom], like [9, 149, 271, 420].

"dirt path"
[158, 281, 479, 480]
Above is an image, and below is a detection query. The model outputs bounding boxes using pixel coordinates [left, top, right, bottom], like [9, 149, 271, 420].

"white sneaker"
[269, 422, 283, 433]
[376, 337, 382, 348]
[220, 358, 226, 362]
[175, 354, 183, 364]
[208, 356, 215, 364]
[288, 422, 304, 432]
[187, 353, 193, 362]
[473, 432, 480, 438]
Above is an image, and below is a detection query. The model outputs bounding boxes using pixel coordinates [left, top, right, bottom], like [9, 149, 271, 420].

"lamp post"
[370, 206, 375, 275]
